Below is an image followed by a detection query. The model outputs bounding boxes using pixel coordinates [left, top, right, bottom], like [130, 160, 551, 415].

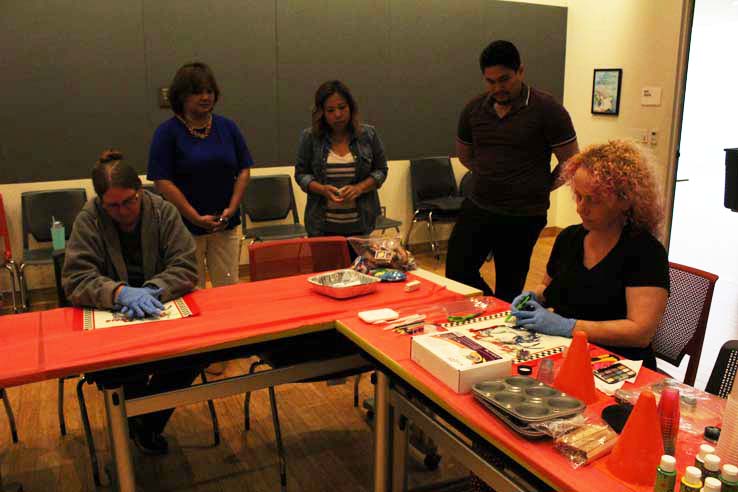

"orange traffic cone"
[553, 330, 598, 404]
[606, 391, 663, 485]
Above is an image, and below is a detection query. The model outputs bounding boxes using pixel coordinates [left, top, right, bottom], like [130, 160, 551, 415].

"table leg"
[103, 387, 136, 492]
[391, 410, 408, 492]
[373, 371, 391, 492]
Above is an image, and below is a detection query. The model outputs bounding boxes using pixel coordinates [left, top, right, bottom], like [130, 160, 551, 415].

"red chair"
[652, 262, 718, 386]
[0, 193, 19, 313]
[245, 236, 368, 491]
[248, 235, 350, 281]
[0, 194, 19, 448]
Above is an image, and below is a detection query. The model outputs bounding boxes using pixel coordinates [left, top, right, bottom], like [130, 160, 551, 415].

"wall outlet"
[158, 87, 171, 108]
[650, 129, 658, 146]
[632, 128, 649, 144]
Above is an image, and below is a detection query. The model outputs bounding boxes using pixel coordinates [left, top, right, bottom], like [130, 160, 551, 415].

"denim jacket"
[295, 124, 388, 236]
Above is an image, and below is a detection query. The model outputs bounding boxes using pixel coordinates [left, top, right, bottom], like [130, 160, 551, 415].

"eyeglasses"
[103, 192, 139, 212]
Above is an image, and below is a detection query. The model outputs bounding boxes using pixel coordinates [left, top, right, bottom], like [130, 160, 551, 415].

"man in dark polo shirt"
[446, 40, 578, 302]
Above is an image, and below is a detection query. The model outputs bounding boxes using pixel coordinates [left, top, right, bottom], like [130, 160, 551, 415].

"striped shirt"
[324, 150, 362, 234]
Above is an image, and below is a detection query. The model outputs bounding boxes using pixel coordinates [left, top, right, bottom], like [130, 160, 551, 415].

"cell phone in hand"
[217, 216, 226, 223]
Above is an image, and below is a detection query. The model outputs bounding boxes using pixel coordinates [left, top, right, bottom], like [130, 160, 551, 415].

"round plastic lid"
[698, 443, 716, 459]
[659, 454, 676, 472]
[723, 463, 738, 481]
[704, 454, 721, 471]
[703, 476, 722, 491]
[704, 425, 721, 442]
[684, 466, 702, 483]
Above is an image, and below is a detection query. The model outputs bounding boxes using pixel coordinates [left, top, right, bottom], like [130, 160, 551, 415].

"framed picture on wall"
[591, 68, 622, 115]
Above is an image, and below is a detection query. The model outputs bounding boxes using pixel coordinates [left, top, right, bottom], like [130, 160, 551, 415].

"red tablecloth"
[337, 311, 723, 492]
[0, 272, 455, 387]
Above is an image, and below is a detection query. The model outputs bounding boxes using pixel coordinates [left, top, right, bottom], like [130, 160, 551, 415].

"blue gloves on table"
[116, 286, 164, 319]
[511, 299, 576, 338]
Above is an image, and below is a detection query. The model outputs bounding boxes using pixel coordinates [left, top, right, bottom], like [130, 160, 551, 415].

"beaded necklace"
[176, 114, 212, 139]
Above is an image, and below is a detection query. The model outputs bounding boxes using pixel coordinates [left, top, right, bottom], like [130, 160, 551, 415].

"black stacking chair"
[0, 388, 18, 445]
[240, 175, 306, 242]
[705, 340, 738, 398]
[53, 250, 221, 487]
[404, 157, 464, 258]
[18, 188, 87, 311]
[374, 206, 402, 234]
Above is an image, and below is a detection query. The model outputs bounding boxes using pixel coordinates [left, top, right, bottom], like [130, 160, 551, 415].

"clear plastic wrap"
[553, 423, 619, 468]
[348, 236, 416, 272]
[529, 414, 589, 438]
[613, 378, 725, 435]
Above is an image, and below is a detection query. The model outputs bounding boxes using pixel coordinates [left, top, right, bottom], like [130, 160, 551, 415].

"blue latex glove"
[116, 286, 164, 319]
[512, 300, 576, 337]
[510, 290, 537, 310]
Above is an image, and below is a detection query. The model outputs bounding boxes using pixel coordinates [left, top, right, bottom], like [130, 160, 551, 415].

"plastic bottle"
[698, 445, 717, 474]
[705, 455, 723, 480]
[659, 388, 681, 456]
[721, 464, 738, 492]
[702, 476, 722, 491]
[717, 380, 738, 467]
[654, 455, 677, 492]
[681, 466, 703, 492]
[51, 217, 65, 250]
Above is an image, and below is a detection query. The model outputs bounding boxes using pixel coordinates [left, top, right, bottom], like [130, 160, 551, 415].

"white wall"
[550, 0, 685, 230]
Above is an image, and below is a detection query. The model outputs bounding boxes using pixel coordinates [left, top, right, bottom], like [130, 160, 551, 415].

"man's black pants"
[445, 199, 546, 302]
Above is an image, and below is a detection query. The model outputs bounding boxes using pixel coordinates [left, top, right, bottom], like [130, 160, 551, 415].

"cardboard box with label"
[411, 331, 512, 393]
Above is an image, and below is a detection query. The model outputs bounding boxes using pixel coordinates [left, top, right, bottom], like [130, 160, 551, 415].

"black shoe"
[132, 428, 169, 456]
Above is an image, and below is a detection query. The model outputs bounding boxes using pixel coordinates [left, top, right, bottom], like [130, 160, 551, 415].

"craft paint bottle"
[680, 466, 703, 492]
[721, 464, 738, 492]
[698, 445, 717, 474]
[654, 455, 677, 492]
[702, 476, 722, 491]
[705, 455, 723, 480]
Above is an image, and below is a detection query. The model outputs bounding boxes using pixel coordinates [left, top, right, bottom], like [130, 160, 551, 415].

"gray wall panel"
[275, 0, 389, 163]
[0, 2, 149, 181]
[0, 0, 566, 183]
[143, 0, 277, 167]
[379, 0, 492, 159]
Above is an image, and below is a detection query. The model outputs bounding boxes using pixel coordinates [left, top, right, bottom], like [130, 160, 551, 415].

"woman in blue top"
[147, 62, 253, 290]
[295, 80, 388, 238]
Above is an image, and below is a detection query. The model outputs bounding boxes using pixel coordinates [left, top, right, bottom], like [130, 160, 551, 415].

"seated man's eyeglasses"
[103, 192, 140, 212]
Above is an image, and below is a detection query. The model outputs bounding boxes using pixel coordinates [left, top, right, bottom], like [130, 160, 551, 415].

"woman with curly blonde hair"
[511, 140, 669, 368]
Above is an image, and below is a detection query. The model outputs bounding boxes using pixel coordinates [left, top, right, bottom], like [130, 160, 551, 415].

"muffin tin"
[472, 376, 585, 424]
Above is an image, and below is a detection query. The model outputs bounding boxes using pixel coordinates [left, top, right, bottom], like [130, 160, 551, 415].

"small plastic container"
[51, 218, 65, 250]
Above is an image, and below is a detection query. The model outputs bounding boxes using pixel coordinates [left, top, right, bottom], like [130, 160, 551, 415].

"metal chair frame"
[244, 236, 367, 492]
[404, 157, 464, 259]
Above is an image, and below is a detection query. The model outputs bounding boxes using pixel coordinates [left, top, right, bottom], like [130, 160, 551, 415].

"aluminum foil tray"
[307, 269, 380, 299]
[472, 376, 585, 423]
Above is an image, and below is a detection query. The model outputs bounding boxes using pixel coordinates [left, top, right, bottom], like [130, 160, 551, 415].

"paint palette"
[472, 376, 585, 424]
[593, 362, 637, 384]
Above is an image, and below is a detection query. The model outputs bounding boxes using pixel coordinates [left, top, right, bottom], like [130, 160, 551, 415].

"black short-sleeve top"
[544, 224, 669, 366]
[456, 85, 576, 216]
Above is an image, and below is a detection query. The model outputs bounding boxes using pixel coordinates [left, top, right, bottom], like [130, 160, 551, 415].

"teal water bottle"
[51, 217, 65, 250]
